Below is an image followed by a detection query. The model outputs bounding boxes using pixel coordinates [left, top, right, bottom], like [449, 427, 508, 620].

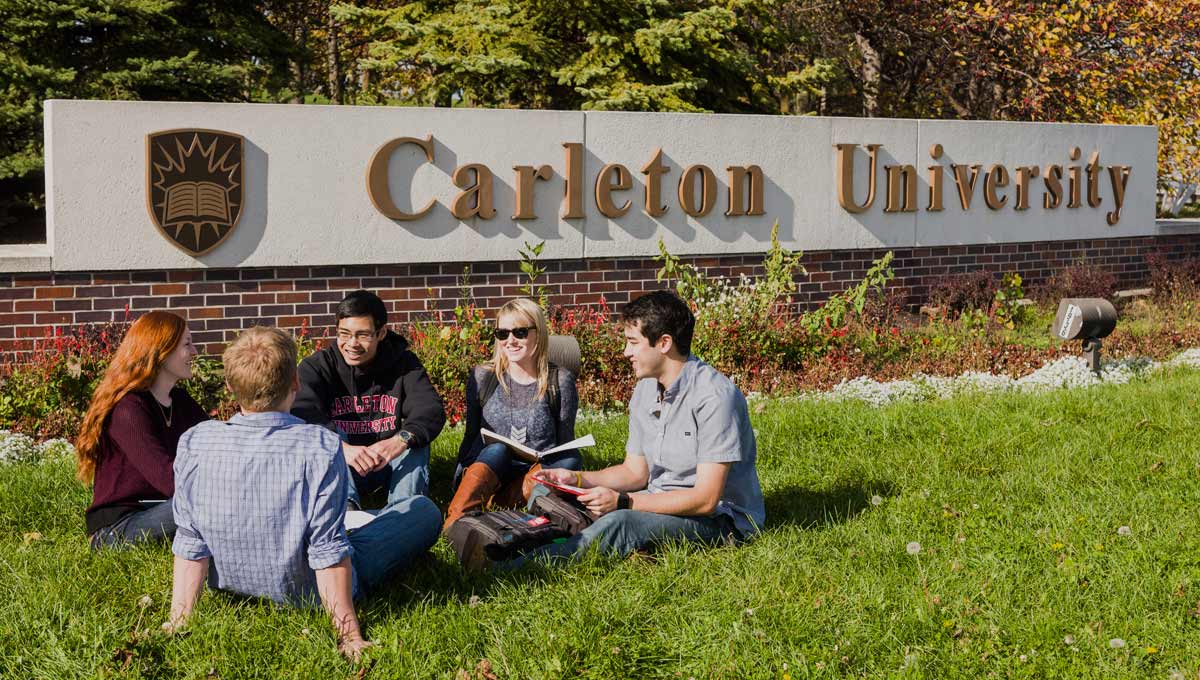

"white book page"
[480, 429, 596, 460]
[344, 510, 378, 531]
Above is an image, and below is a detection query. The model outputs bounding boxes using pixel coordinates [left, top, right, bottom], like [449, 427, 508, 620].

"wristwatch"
[396, 430, 414, 446]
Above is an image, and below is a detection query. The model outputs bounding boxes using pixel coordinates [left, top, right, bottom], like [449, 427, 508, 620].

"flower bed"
[4, 240, 1199, 441]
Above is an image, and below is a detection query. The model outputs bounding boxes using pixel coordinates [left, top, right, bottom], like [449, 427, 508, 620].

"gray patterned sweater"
[456, 364, 578, 464]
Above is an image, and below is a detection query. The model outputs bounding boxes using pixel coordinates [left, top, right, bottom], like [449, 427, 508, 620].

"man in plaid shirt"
[162, 327, 441, 661]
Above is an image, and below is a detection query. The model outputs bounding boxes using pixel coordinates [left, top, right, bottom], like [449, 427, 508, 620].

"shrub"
[1147, 252, 1200, 302]
[550, 299, 631, 411]
[929, 270, 996, 317]
[1034, 261, 1117, 302]
[655, 223, 809, 376]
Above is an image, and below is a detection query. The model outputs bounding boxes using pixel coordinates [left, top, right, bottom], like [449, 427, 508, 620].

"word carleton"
[835, 143, 1132, 225]
[366, 137, 765, 222]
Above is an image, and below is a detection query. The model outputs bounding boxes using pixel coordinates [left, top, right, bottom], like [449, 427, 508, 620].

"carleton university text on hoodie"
[291, 331, 446, 449]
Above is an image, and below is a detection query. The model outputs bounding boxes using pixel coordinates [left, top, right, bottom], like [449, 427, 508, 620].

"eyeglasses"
[336, 330, 378, 342]
[493, 326, 534, 341]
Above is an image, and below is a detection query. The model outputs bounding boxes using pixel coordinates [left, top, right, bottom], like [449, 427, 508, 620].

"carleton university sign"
[143, 131, 1137, 257]
[36, 101, 1156, 271]
[146, 129, 244, 256]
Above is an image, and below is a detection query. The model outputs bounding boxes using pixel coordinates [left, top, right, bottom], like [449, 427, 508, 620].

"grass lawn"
[3, 369, 1200, 679]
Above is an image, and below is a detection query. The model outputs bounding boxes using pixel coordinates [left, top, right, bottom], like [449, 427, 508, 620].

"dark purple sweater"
[85, 388, 207, 534]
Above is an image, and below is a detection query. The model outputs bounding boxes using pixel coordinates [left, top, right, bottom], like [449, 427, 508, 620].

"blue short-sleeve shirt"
[625, 356, 766, 536]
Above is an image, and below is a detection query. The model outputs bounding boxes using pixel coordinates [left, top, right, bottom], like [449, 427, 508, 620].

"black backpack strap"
[547, 363, 561, 435]
[478, 367, 499, 409]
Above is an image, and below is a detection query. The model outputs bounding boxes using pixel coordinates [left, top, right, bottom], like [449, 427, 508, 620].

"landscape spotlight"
[1052, 298, 1117, 375]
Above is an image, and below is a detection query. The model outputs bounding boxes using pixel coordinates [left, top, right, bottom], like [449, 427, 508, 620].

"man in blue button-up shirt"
[163, 327, 441, 661]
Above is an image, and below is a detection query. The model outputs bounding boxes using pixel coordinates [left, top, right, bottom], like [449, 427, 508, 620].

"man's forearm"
[628, 486, 719, 516]
[166, 556, 209, 629]
[315, 557, 362, 643]
[582, 462, 647, 492]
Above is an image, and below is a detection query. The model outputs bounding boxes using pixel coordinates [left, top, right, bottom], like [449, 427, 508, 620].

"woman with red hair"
[75, 311, 208, 549]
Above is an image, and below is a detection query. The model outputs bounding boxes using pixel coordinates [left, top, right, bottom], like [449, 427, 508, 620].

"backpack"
[445, 492, 594, 571]
[445, 509, 565, 571]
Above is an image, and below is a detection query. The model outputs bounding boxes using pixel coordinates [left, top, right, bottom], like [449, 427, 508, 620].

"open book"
[480, 428, 595, 464]
[164, 181, 231, 224]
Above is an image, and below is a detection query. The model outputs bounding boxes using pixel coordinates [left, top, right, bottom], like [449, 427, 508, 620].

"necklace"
[156, 399, 173, 428]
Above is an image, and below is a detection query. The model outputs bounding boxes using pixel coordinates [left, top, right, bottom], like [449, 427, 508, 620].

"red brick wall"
[3, 233, 1199, 357]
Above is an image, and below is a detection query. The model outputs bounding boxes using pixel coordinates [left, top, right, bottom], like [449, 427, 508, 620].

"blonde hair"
[490, 298, 550, 400]
[222, 327, 297, 411]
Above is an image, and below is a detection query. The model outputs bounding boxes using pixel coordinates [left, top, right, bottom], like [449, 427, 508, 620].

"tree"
[334, 0, 782, 112]
[0, 0, 293, 241]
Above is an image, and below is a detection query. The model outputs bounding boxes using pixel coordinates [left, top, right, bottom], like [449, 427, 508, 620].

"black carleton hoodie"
[292, 331, 446, 449]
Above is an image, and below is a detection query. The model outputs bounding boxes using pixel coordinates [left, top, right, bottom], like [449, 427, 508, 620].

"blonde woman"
[443, 298, 580, 531]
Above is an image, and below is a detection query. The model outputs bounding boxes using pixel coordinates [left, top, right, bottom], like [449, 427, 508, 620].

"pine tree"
[0, 0, 292, 241]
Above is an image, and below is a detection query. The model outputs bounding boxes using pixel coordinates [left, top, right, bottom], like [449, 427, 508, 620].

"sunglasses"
[493, 326, 534, 341]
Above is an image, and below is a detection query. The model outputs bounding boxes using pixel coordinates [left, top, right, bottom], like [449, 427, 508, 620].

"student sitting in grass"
[443, 297, 581, 533]
[163, 327, 441, 661]
[292, 289, 445, 508]
[501, 290, 765, 569]
[75, 311, 207, 550]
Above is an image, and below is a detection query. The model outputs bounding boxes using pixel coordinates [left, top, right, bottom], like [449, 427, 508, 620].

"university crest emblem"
[146, 129, 243, 256]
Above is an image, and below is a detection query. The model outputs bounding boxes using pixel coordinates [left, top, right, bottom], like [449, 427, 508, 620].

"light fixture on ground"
[1052, 298, 1118, 375]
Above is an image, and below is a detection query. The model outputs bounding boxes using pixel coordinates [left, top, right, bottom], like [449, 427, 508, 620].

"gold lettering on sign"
[1107, 165, 1131, 225]
[835, 143, 880, 213]
[562, 142, 584, 219]
[366, 135, 435, 221]
[952, 164, 982, 210]
[725, 165, 764, 217]
[884, 165, 918, 213]
[1068, 147, 1082, 208]
[1043, 165, 1063, 209]
[595, 163, 632, 218]
[1014, 166, 1040, 211]
[1086, 151, 1103, 208]
[451, 163, 495, 219]
[678, 165, 717, 217]
[513, 164, 553, 220]
[927, 144, 945, 212]
[983, 165, 1009, 210]
[640, 148, 670, 217]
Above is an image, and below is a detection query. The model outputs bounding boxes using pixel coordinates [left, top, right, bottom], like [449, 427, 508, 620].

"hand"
[160, 614, 188, 635]
[578, 486, 620, 517]
[344, 444, 384, 476]
[366, 436, 408, 473]
[536, 468, 583, 486]
[337, 635, 375, 663]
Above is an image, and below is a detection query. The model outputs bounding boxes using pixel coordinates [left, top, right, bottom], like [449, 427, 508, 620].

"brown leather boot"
[443, 463, 501, 533]
[491, 463, 543, 509]
[520, 463, 545, 502]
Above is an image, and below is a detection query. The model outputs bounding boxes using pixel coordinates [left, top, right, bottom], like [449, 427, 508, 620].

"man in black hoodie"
[292, 290, 446, 508]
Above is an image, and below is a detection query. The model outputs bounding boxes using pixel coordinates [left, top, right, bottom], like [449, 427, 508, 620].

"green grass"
[4, 370, 1200, 679]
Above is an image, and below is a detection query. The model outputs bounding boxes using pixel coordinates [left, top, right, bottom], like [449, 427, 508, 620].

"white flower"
[870, 495, 883, 506]
[906, 541, 922, 555]
[137, 595, 153, 609]
[1117, 525, 1132, 536]
[1109, 638, 1126, 649]
[1063, 634, 1075, 645]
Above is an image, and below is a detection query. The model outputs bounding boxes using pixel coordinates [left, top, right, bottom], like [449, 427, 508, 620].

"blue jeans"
[454, 442, 583, 490]
[348, 495, 441, 599]
[89, 500, 176, 550]
[346, 445, 430, 509]
[500, 507, 740, 570]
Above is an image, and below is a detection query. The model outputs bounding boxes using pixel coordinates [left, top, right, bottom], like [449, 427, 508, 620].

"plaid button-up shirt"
[172, 411, 352, 606]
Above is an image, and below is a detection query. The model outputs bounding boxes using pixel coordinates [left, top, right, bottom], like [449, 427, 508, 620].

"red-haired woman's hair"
[74, 311, 188, 483]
